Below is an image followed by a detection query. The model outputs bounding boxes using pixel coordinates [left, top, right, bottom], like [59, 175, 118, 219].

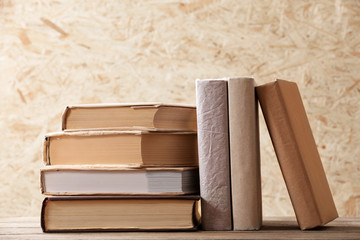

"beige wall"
[0, 0, 359, 217]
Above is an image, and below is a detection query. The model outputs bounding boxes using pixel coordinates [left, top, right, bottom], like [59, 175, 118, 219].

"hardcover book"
[43, 130, 198, 167]
[228, 77, 262, 230]
[62, 103, 197, 131]
[41, 196, 200, 232]
[40, 166, 199, 195]
[256, 79, 338, 230]
[196, 78, 232, 231]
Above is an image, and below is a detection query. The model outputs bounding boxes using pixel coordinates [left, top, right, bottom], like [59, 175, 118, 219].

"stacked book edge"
[40, 103, 200, 232]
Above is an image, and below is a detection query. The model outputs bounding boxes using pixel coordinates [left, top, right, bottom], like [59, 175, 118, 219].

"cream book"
[41, 196, 200, 232]
[61, 103, 197, 131]
[40, 166, 199, 195]
[228, 77, 262, 230]
[256, 79, 338, 230]
[43, 130, 198, 167]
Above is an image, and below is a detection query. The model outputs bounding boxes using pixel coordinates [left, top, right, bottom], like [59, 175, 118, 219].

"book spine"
[42, 137, 50, 165]
[256, 81, 321, 230]
[61, 106, 70, 130]
[228, 78, 262, 230]
[40, 198, 48, 232]
[39, 169, 45, 194]
[196, 79, 232, 231]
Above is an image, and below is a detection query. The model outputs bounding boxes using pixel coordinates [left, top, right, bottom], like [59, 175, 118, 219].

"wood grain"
[0, 217, 359, 240]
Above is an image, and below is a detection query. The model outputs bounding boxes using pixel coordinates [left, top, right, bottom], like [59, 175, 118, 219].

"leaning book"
[256, 79, 338, 230]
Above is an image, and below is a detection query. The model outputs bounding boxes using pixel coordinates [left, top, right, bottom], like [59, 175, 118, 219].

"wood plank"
[0, 217, 359, 240]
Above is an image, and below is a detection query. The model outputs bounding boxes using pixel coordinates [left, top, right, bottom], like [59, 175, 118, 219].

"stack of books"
[40, 103, 200, 232]
[196, 78, 338, 231]
[39, 79, 338, 232]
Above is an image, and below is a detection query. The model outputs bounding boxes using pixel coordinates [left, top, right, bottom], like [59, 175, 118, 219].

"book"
[40, 166, 199, 195]
[43, 130, 198, 167]
[61, 103, 197, 131]
[41, 195, 200, 232]
[256, 79, 338, 230]
[196, 78, 232, 231]
[228, 77, 262, 230]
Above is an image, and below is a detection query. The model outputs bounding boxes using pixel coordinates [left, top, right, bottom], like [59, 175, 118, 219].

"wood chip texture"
[0, 0, 359, 217]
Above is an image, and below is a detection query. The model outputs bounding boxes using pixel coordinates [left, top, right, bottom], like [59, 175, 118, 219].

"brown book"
[196, 78, 232, 231]
[256, 79, 338, 230]
[228, 77, 262, 230]
[40, 166, 199, 195]
[61, 103, 197, 131]
[41, 195, 200, 232]
[43, 130, 198, 167]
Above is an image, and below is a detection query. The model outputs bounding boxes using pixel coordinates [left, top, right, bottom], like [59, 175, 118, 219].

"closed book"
[40, 166, 199, 195]
[196, 78, 232, 231]
[256, 79, 338, 230]
[62, 103, 197, 131]
[228, 77, 262, 230]
[43, 130, 198, 167]
[41, 195, 200, 232]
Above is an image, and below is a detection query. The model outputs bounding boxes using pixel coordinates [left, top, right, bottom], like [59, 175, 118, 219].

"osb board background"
[0, 0, 359, 218]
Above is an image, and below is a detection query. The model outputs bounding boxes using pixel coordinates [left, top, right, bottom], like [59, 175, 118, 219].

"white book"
[40, 166, 199, 195]
[228, 77, 262, 230]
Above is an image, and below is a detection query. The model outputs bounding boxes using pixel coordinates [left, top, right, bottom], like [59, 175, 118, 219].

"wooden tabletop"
[0, 217, 359, 239]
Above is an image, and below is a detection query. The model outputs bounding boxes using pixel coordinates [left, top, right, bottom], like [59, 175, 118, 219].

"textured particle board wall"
[0, 0, 359, 217]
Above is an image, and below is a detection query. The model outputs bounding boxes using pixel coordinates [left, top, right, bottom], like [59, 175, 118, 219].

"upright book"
[41, 196, 200, 232]
[62, 103, 197, 131]
[43, 130, 198, 167]
[228, 77, 262, 230]
[196, 78, 232, 231]
[40, 166, 199, 195]
[256, 79, 338, 230]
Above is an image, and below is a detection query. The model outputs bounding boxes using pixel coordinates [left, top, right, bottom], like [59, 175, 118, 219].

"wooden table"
[1, 217, 359, 239]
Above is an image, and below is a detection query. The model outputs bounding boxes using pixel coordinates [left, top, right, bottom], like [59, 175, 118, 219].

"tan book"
[61, 103, 197, 131]
[228, 77, 262, 230]
[41, 195, 200, 232]
[196, 78, 232, 231]
[256, 79, 338, 230]
[43, 131, 198, 167]
[40, 166, 199, 195]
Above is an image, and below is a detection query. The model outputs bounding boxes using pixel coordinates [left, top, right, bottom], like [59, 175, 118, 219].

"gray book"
[196, 78, 232, 231]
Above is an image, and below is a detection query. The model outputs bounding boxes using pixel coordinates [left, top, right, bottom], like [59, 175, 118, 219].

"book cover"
[256, 79, 338, 230]
[196, 78, 232, 231]
[41, 195, 200, 232]
[228, 77, 262, 230]
[40, 166, 199, 195]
